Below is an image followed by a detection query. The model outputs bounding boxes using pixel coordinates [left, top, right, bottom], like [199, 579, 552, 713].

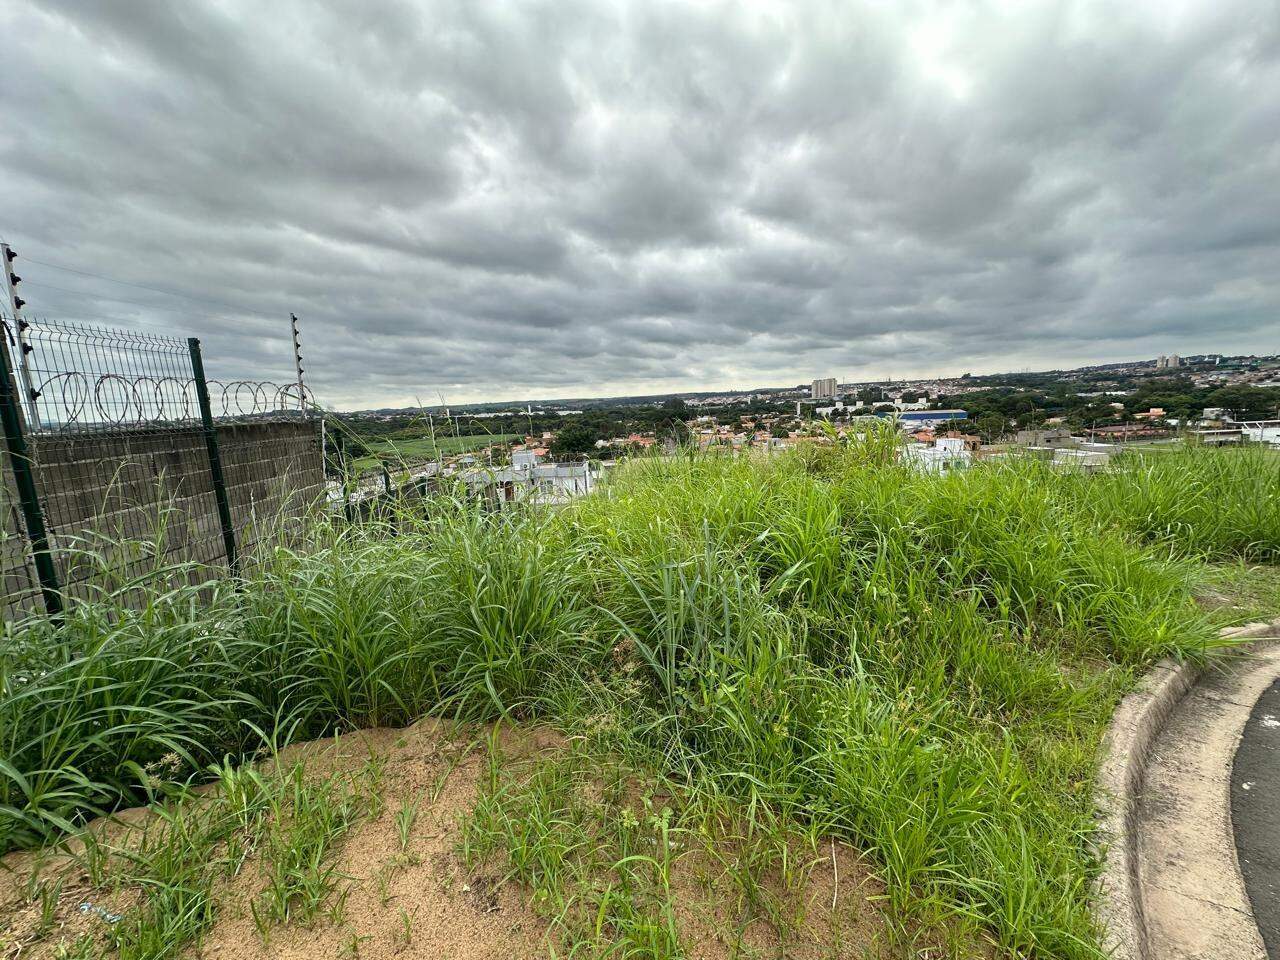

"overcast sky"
[2, 0, 1278, 409]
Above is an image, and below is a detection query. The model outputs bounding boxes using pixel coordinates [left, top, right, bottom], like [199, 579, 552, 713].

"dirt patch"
[199, 720, 552, 960]
[1, 720, 904, 959]
[1194, 562, 1280, 624]
[669, 837, 886, 959]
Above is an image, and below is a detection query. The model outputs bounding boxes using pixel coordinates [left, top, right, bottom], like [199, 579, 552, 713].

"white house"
[1051, 448, 1110, 471]
[1236, 419, 1280, 447]
[901, 436, 972, 473]
[461, 450, 596, 506]
[815, 399, 867, 418]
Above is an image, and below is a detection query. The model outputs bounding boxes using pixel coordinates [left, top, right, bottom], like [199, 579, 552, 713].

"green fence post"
[0, 326, 61, 616]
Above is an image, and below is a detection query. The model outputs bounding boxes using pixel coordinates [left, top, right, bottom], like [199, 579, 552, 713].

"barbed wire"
[9, 315, 315, 433]
[27, 372, 312, 431]
[207, 380, 312, 419]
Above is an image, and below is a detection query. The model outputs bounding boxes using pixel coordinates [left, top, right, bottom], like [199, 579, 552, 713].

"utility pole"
[1, 243, 40, 429]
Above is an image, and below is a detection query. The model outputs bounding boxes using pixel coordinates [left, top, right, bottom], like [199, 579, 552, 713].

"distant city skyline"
[343, 349, 1277, 414]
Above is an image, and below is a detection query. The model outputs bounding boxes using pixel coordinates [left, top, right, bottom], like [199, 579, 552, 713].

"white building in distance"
[461, 448, 595, 506]
[902, 435, 972, 473]
[811, 377, 838, 400]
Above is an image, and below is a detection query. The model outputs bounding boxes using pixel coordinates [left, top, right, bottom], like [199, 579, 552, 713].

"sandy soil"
[1, 719, 901, 959]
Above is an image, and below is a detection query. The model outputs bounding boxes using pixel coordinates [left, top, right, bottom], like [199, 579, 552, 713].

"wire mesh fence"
[1, 317, 325, 619]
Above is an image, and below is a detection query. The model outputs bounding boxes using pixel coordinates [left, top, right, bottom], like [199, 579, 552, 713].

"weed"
[54, 935, 96, 959]
[253, 762, 369, 930]
[337, 927, 370, 958]
[34, 875, 62, 938]
[393, 793, 422, 864]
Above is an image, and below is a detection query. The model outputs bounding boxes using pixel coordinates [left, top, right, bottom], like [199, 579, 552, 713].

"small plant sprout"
[394, 793, 423, 864]
[34, 875, 63, 938]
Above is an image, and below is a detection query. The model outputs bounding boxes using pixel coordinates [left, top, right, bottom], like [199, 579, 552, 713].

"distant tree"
[550, 423, 599, 458]
[324, 429, 369, 468]
[662, 397, 688, 416]
[657, 416, 690, 444]
[977, 413, 1007, 441]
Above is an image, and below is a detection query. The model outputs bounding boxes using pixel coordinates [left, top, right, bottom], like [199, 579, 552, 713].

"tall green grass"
[1064, 446, 1280, 560]
[2, 439, 1275, 957]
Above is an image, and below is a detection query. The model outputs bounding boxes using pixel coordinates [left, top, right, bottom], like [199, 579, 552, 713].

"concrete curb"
[1096, 619, 1280, 960]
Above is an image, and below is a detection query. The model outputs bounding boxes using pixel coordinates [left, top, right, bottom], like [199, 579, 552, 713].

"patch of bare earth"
[1, 719, 906, 959]
[668, 838, 887, 959]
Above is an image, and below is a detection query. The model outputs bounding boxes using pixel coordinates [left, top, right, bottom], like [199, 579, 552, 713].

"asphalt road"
[1232, 676, 1280, 958]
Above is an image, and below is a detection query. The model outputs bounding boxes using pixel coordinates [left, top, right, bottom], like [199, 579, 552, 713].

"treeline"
[334, 398, 708, 460]
[937, 379, 1280, 439]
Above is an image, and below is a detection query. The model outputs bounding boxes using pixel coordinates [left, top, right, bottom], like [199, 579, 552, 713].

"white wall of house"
[462, 460, 595, 505]
[901, 442, 971, 474]
[1238, 421, 1280, 446]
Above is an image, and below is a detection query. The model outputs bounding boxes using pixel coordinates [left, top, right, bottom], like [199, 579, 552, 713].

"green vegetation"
[337, 396, 701, 465]
[349, 432, 519, 472]
[462, 735, 889, 957]
[463, 741, 688, 958]
[1071, 446, 1280, 560]
[1196, 561, 1280, 626]
[940, 377, 1280, 436]
[3, 751, 378, 959]
[3, 437, 1278, 957]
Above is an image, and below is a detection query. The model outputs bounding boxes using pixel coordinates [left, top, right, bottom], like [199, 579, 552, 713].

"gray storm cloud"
[1, 0, 1277, 408]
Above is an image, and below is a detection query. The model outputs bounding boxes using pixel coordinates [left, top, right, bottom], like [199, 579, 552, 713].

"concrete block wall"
[215, 420, 326, 556]
[2, 419, 324, 619]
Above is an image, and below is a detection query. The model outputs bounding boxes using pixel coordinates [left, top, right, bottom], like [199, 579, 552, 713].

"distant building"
[897, 409, 967, 428]
[1188, 427, 1243, 447]
[463, 447, 596, 506]
[1016, 428, 1076, 448]
[811, 377, 838, 400]
[1236, 420, 1280, 447]
[511, 448, 541, 469]
[1155, 354, 1182, 369]
[1052, 448, 1110, 471]
[940, 431, 981, 451]
[815, 399, 866, 418]
[902, 435, 973, 474]
[1088, 424, 1170, 442]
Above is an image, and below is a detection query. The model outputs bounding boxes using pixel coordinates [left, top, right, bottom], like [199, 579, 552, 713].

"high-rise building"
[811, 377, 838, 400]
